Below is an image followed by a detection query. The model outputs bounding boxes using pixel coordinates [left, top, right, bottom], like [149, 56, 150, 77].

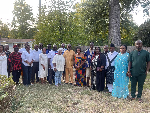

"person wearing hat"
[106, 43, 118, 93]
[8, 45, 22, 84]
[58, 43, 67, 82]
[52, 48, 65, 86]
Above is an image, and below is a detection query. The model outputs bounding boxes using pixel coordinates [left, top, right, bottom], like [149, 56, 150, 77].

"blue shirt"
[84, 49, 94, 68]
[46, 49, 51, 54]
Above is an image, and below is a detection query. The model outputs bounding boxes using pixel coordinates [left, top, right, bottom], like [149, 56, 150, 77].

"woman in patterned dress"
[112, 45, 129, 98]
[74, 47, 86, 86]
[91, 47, 106, 91]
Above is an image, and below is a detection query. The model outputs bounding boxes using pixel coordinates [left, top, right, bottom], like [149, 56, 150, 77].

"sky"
[0, 0, 149, 26]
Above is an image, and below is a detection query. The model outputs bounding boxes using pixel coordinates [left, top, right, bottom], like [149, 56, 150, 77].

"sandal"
[138, 98, 143, 103]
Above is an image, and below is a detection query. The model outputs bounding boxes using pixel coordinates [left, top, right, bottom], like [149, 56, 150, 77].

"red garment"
[8, 52, 22, 71]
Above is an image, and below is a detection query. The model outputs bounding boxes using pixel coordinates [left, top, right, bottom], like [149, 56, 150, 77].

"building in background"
[0, 38, 34, 52]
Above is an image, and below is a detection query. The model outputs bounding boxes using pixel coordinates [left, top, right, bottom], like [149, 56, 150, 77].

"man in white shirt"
[31, 45, 42, 84]
[19, 42, 28, 53]
[21, 45, 34, 85]
[106, 43, 118, 93]
[48, 45, 58, 84]
[52, 48, 65, 86]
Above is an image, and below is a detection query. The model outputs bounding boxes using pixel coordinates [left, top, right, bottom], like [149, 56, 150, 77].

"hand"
[99, 68, 102, 71]
[127, 72, 132, 78]
[146, 71, 148, 76]
[54, 68, 57, 72]
[90, 67, 92, 70]
[43, 65, 45, 70]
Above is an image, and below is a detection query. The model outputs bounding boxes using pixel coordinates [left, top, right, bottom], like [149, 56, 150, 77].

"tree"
[134, 19, 150, 47]
[11, 0, 35, 39]
[0, 20, 10, 38]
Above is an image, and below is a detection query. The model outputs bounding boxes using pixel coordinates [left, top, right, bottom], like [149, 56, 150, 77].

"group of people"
[0, 39, 149, 103]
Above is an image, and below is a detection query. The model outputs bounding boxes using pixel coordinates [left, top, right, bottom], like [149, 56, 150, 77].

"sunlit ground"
[5, 74, 150, 113]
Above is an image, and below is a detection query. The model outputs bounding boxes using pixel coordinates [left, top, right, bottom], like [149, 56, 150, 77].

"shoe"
[138, 98, 143, 103]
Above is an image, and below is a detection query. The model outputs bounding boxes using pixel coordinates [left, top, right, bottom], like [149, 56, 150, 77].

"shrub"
[0, 75, 15, 112]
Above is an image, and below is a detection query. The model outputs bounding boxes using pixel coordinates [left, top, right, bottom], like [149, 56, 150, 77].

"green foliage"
[0, 20, 10, 38]
[11, 0, 36, 39]
[0, 75, 15, 112]
[134, 19, 150, 46]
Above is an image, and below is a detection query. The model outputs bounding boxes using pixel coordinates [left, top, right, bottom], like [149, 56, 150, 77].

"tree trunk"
[109, 0, 121, 46]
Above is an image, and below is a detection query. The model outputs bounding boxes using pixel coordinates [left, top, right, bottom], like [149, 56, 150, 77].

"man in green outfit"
[128, 40, 150, 103]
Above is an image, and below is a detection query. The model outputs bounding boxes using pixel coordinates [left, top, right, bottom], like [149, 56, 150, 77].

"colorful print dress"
[112, 52, 129, 99]
[75, 56, 86, 86]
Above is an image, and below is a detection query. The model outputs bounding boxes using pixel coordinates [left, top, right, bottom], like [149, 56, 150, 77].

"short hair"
[76, 47, 81, 52]
[135, 40, 142, 44]
[0, 45, 4, 51]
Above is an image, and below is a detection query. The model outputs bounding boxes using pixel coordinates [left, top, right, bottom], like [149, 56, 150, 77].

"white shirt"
[19, 48, 32, 53]
[47, 50, 56, 69]
[39, 53, 48, 78]
[21, 51, 34, 66]
[32, 49, 42, 62]
[0, 55, 8, 77]
[106, 51, 118, 68]
[52, 54, 65, 71]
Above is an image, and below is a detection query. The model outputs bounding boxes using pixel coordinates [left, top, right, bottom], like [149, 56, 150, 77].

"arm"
[21, 52, 29, 64]
[48, 52, 51, 69]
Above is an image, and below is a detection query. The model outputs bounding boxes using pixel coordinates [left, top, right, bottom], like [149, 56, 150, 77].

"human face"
[47, 45, 51, 50]
[14, 47, 19, 52]
[77, 49, 81, 54]
[58, 50, 62, 55]
[95, 47, 100, 54]
[90, 44, 94, 50]
[110, 47, 115, 53]
[103, 46, 108, 52]
[43, 48, 46, 54]
[53, 45, 57, 51]
[68, 44, 71, 50]
[39, 43, 43, 49]
[135, 42, 142, 51]
[120, 46, 126, 54]
[26, 46, 30, 52]
[0, 46, 3, 52]
[61, 44, 65, 48]
[34, 45, 38, 51]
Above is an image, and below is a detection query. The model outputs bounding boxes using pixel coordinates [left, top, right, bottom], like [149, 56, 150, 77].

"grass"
[3, 75, 150, 113]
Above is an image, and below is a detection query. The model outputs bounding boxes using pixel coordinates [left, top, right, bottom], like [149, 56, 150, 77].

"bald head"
[135, 40, 143, 51]
[135, 40, 142, 44]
